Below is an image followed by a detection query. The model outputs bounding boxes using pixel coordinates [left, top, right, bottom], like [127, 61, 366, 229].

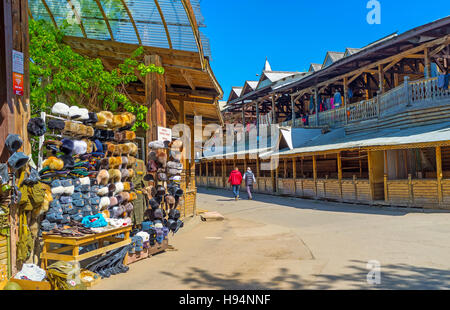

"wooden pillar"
[189, 124, 196, 214]
[283, 158, 287, 179]
[424, 48, 430, 78]
[314, 88, 319, 125]
[145, 54, 166, 144]
[364, 74, 369, 100]
[291, 95, 296, 126]
[436, 146, 443, 206]
[213, 160, 216, 177]
[378, 64, 384, 93]
[205, 160, 209, 187]
[292, 157, 297, 193]
[313, 155, 317, 197]
[242, 105, 245, 127]
[256, 156, 260, 178]
[222, 159, 226, 188]
[337, 152, 343, 200]
[384, 150, 389, 202]
[343, 77, 349, 125]
[271, 95, 277, 124]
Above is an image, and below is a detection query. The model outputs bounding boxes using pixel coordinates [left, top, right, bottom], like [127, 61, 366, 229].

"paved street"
[95, 187, 450, 290]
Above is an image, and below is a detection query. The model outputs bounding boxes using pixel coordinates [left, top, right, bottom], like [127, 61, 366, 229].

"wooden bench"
[40, 226, 132, 270]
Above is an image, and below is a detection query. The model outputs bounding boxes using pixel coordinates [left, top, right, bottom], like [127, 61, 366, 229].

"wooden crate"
[80, 270, 101, 288]
[9, 276, 52, 290]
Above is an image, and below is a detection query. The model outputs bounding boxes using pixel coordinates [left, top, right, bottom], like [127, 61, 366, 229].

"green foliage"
[29, 19, 165, 131]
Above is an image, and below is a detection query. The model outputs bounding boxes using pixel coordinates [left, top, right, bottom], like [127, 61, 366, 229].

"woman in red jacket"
[228, 167, 243, 201]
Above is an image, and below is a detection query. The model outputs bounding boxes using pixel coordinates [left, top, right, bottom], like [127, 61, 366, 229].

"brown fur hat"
[99, 158, 109, 170]
[108, 169, 122, 183]
[165, 195, 176, 207]
[142, 185, 154, 200]
[108, 157, 122, 169]
[121, 112, 136, 126]
[85, 126, 94, 137]
[127, 168, 135, 179]
[114, 131, 124, 142]
[97, 169, 110, 186]
[156, 151, 167, 167]
[106, 142, 115, 155]
[127, 156, 136, 168]
[125, 143, 138, 156]
[125, 131, 136, 141]
[43, 156, 64, 170]
[96, 111, 113, 128]
[83, 139, 93, 154]
[119, 192, 130, 202]
[112, 114, 126, 129]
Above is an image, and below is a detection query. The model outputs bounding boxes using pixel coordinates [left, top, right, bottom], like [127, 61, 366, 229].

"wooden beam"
[94, 0, 114, 41]
[120, 0, 142, 45]
[40, 0, 58, 29]
[180, 0, 205, 69]
[66, 0, 87, 38]
[436, 146, 443, 205]
[154, 0, 172, 49]
[180, 69, 195, 90]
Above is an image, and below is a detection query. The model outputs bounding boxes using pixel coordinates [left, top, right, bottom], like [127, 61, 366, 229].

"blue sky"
[200, 0, 449, 100]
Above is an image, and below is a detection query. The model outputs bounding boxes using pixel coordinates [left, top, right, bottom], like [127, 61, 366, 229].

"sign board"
[157, 126, 172, 142]
[13, 73, 24, 96]
[12, 50, 24, 74]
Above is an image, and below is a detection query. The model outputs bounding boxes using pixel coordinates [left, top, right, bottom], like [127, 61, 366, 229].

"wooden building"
[201, 17, 450, 210]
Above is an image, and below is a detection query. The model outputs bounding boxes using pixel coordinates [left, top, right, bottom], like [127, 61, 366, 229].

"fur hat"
[170, 139, 183, 151]
[79, 108, 89, 120]
[48, 119, 65, 130]
[69, 106, 82, 119]
[128, 169, 135, 179]
[125, 131, 136, 141]
[27, 117, 47, 137]
[52, 102, 70, 116]
[73, 140, 87, 155]
[79, 177, 90, 185]
[99, 197, 110, 210]
[148, 198, 160, 210]
[125, 143, 138, 156]
[114, 182, 124, 195]
[123, 182, 131, 191]
[119, 192, 130, 202]
[127, 156, 136, 167]
[121, 112, 136, 127]
[108, 157, 122, 169]
[156, 151, 167, 167]
[101, 209, 110, 218]
[112, 114, 126, 129]
[165, 195, 176, 208]
[97, 186, 109, 196]
[85, 126, 94, 138]
[108, 169, 122, 183]
[121, 156, 128, 168]
[144, 174, 155, 182]
[43, 157, 64, 171]
[83, 112, 98, 125]
[147, 160, 158, 172]
[60, 139, 74, 155]
[148, 140, 166, 150]
[96, 170, 109, 186]
[120, 169, 129, 181]
[109, 196, 118, 207]
[108, 183, 116, 195]
[171, 150, 182, 162]
[96, 111, 113, 128]
[82, 139, 93, 154]
[99, 158, 109, 170]
[114, 131, 124, 142]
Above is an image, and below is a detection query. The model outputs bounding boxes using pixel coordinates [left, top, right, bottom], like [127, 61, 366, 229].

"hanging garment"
[438, 74, 449, 90]
[334, 92, 342, 107]
[430, 63, 438, 78]
[330, 98, 335, 110]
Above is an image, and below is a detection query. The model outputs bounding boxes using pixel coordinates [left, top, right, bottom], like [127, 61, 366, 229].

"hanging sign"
[157, 126, 172, 142]
[13, 73, 24, 96]
[12, 50, 24, 74]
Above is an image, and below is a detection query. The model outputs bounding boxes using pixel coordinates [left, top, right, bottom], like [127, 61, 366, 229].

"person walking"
[228, 167, 243, 201]
[244, 167, 256, 200]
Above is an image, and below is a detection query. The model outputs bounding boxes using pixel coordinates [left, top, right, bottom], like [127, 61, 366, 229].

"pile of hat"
[37, 102, 142, 234]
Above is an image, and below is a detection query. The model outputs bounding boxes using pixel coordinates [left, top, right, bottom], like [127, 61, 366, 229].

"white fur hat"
[97, 187, 109, 196]
[52, 102, 70, 116]
[73, 140, 87, 155]
[69, 106, 81, 119]
[79, 177, 90, 185]
[63, 185, 74, 195]
[114, 182, 124, 195]
[51, 186, 65, 195]
[79, 108, 89, 120]
[99, 197, 110, 210]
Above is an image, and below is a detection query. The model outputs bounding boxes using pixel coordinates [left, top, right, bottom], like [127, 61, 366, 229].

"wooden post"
[271, 95, 277, 124]
[424, 48, 430, 78]
[256, 156, 260, 179]
[293, 157, 297, 194]
[242, 105, 245, 127]
[145, 54, 166, 144]
[291, 95, 296, 126]
[378, 64, 384, 94]
[368, 151, 374, 203]
[408, 174, 413, 206]
[436, 146, 443, 206]
[384, 150, 389, 202]
[206, 160, 209, 188]
[255, 100, 260, 138]
[314, 88, 319, 125]
[189, 124, 196, 214]
[343, 77, 349, 125]
[222, 159, 226, 188]
[364, 74, 369, 100]
[337, 152, 343, 200]
[313, 155, 317, 197]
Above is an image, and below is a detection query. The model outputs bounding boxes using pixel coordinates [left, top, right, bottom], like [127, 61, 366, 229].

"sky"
[200, 0, 449, 101]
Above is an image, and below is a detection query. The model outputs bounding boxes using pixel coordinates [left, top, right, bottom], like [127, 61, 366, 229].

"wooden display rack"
[124, 239, 168, 265]
[40, 226, 131, 270]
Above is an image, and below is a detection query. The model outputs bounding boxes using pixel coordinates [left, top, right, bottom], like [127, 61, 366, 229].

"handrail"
[283, 76, 449, 129]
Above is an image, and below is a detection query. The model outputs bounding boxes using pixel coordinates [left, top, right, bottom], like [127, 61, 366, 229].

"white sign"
[158, 126, 172, 142]
[12, 50, 24, 74]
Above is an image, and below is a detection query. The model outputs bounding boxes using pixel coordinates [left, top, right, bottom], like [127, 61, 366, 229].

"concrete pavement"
[94, 187, 450, 290]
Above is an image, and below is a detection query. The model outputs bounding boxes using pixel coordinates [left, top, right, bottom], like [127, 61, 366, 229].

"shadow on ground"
[160, 267, 306, 290]
[159, 261, 450, 290]
[314, 260, 450, 290]
[198, 187, 449, 216]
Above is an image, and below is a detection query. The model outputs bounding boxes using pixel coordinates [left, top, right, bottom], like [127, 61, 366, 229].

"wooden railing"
[284, 76, 450, 129]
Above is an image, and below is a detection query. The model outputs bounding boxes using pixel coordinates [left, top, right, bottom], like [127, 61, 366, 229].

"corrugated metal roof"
[28, 0, 212, 57]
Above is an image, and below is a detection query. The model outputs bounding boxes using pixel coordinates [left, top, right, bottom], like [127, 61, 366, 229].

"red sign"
[13, 72, 23, 96]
